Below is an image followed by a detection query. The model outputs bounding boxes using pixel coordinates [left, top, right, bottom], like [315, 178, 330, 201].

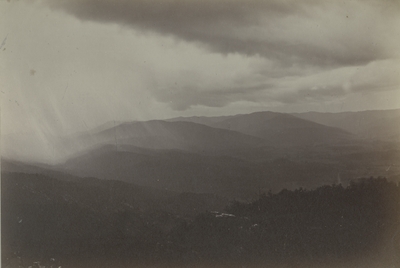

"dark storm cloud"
[204, 34, 384, 68]
[40, 0, 394, 68]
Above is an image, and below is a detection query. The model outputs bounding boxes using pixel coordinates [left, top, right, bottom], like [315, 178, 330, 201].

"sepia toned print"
[1, 0, 400, 267]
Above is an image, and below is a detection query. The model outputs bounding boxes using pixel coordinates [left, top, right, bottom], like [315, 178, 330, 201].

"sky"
[1, 0, 400, 162]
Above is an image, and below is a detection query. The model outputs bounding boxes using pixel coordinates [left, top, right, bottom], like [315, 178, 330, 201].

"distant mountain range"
[56, 111, 361, 161]
[294, 109, 400, 141]
[2, 109, 400, 199]
[198, 111, 355, 146]
[53, 120, 265, 161]
[168, 109, 400, 143]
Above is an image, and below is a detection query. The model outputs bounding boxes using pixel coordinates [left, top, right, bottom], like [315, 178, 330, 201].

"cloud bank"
[42, 0, 399, 66]
[33, 0, 400, 109]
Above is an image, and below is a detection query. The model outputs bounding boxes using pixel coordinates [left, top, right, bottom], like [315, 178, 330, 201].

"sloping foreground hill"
[1, 170, 228, 217]
[3, 173, 399, 268]
[1, 171, 229, 267]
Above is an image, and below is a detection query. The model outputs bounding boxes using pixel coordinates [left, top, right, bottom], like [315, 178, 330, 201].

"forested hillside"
[3, 173, 399, 267]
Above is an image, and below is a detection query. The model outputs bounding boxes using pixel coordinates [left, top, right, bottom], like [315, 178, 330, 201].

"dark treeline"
[168, 178, 400, 266]
[2, 173, 400, 267]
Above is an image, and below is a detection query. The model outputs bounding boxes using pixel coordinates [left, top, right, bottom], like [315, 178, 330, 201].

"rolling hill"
[168, 111, 357, 146]
[54, 120, 266, 161]
[60, 144, 344, 198]
[209, 112, 356, 146]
